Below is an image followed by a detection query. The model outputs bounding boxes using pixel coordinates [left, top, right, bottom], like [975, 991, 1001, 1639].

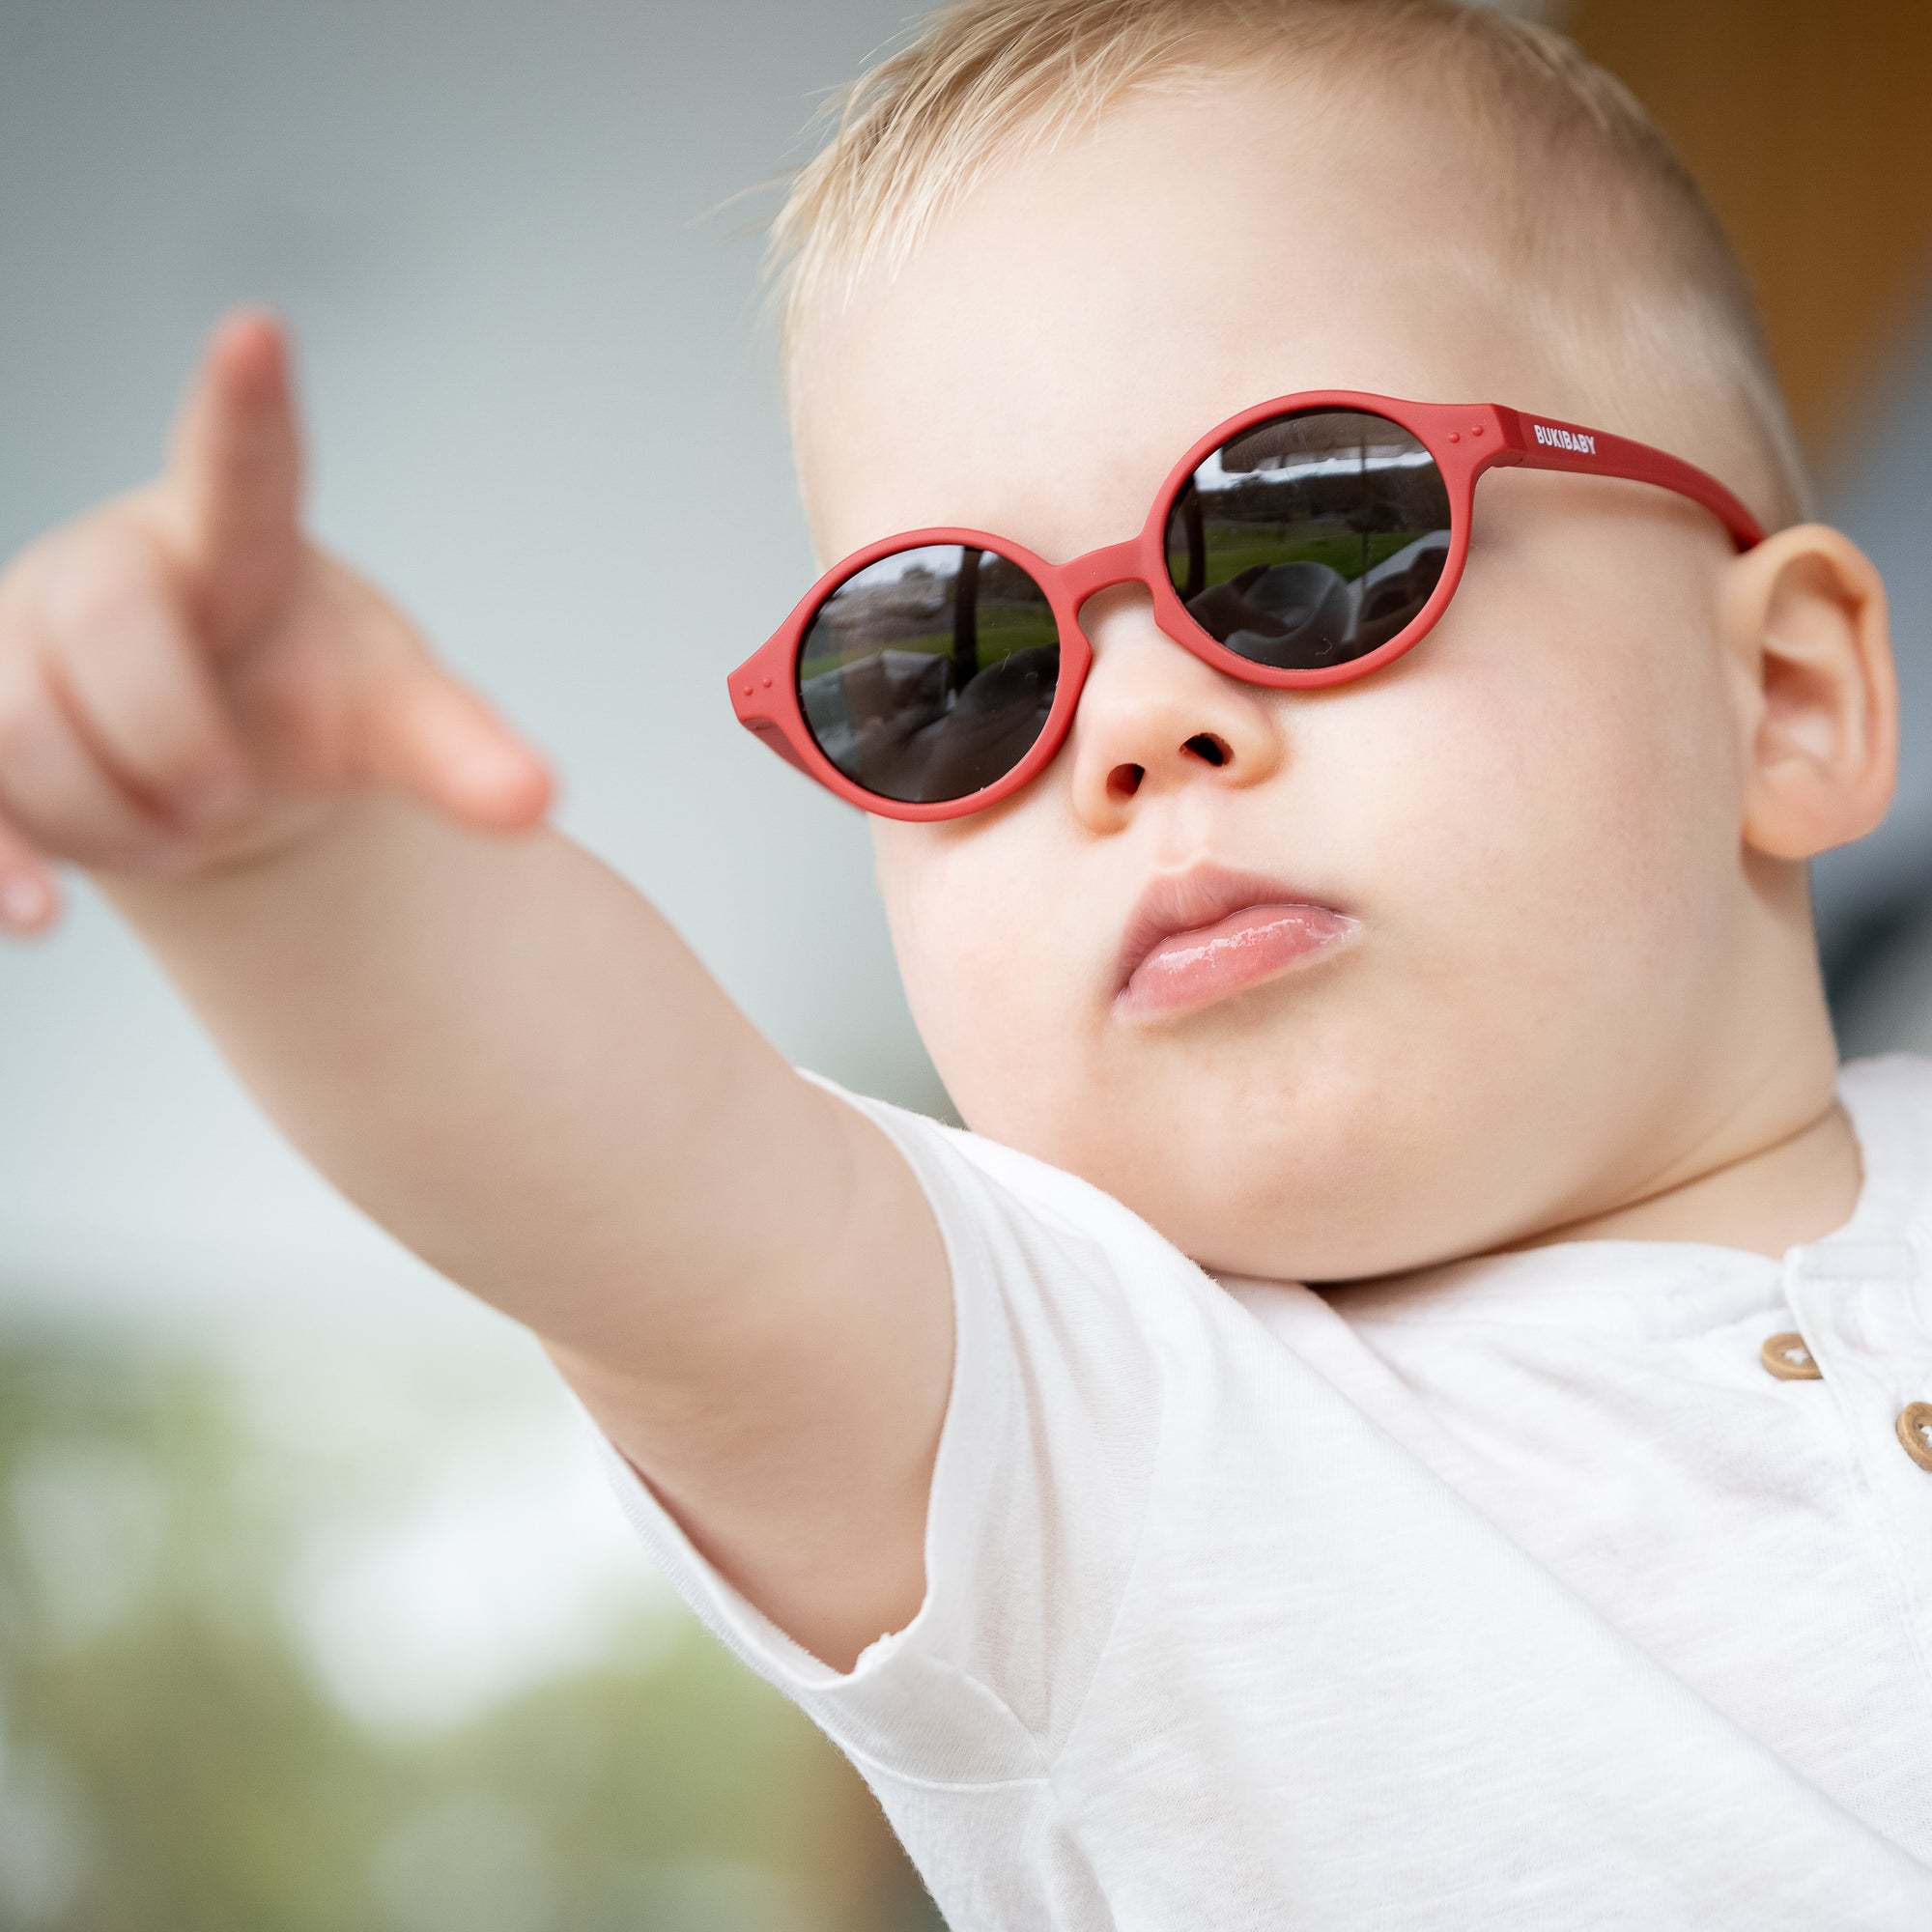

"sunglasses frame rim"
[728, 389, 1767, 822]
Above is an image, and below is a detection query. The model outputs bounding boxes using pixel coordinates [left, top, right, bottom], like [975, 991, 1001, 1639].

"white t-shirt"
[597, 1053, 1932, 1929]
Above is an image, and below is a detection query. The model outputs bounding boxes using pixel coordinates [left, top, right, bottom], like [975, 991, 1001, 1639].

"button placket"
[1784, 1243, 1932, 1649]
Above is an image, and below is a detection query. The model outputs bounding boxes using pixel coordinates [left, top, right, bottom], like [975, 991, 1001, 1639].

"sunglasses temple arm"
[1488, 405, 1767, 552]
[727, 661, 817, 774]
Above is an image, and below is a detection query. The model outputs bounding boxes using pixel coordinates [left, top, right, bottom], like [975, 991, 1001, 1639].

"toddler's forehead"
[790, 76, 1547, 562]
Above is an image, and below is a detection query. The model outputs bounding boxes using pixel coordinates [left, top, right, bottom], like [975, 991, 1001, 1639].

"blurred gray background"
[0, 0, 948, 1340]
[0, 1, 1927, 1926]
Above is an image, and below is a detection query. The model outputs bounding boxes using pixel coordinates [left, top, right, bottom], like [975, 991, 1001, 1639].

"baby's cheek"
[1340, 622, 1722, 1024]
[871, 818, 1068, 1111]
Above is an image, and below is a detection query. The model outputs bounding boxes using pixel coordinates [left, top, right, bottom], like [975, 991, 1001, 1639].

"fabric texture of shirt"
[596, 1053, 1932, 1929]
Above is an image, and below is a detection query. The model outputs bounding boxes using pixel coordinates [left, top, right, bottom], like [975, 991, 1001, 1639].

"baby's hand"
[0, 311, 551, 933]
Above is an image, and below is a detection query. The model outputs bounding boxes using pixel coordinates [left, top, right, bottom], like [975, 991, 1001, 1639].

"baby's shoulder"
[1840, 1051, 1932, 1151]
[1832, 1053, 1932, 1239]
[810, 1071, 1222, 1291]
[931, 1111, 1203, 1274]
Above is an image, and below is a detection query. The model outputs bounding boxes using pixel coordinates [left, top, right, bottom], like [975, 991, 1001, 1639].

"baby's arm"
[0, 315, 950, 1671]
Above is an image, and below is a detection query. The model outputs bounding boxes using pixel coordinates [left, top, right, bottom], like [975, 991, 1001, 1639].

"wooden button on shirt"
[1899, 1402, 1932, 1471]
[595, 1056, 1932, 1931]
[1761, 1331, 1823, 1379]
[1762, 1331, 1932, 1472]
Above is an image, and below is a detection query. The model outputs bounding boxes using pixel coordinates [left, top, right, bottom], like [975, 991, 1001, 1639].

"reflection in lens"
[1165, 410, 1452, 669]
[796, 544, 1060, 803]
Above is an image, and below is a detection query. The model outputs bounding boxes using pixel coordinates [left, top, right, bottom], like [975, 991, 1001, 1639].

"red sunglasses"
[728, 391, 1764, 821]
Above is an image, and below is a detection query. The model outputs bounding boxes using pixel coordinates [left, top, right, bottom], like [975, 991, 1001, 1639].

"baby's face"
[790, 76, 1786, 1279]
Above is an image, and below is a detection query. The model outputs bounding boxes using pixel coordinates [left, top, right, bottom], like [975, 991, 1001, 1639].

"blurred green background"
[0, 1330, 942, 1930]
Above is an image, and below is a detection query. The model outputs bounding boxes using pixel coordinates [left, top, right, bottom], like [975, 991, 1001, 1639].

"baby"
[3, 0, 1929, 1923]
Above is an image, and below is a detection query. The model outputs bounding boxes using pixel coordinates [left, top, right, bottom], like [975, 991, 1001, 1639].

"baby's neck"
[1502, 1098, 1862, 1261]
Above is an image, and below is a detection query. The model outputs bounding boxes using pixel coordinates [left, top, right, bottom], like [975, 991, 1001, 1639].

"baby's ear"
[1723, 524, 1897, 861]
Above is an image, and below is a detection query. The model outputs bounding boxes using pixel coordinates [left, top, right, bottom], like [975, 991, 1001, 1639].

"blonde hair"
[767, 0, 1806, 526]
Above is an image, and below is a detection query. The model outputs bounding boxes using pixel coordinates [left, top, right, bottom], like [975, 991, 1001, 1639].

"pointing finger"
[354, 659, 554, 834]
[161, 308, 303, 651]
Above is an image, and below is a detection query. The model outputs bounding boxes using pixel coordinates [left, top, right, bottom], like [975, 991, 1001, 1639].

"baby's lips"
[1114, 862, 1348, 992]
[1118, 902, 1359, 1019]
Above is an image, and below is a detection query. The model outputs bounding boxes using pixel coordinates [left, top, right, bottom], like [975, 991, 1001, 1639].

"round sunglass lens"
[797, 543, 1060, 804]
[1165, 410, 1452, 669]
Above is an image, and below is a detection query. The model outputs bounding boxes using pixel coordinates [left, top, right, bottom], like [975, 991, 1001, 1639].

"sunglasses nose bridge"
[1058, 540, 1149, 613]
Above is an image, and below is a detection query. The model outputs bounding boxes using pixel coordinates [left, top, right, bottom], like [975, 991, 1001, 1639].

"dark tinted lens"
[1165, 410, 1452, 669]
[797, 544, 1060, 804]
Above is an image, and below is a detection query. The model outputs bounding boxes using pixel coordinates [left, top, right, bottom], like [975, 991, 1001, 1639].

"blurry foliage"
[0, 1340, 943, 1932]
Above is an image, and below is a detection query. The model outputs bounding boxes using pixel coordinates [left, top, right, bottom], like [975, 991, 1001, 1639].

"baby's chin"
[1110, 1173, 1520, 1287]
[952, 1068, 1552, 1286]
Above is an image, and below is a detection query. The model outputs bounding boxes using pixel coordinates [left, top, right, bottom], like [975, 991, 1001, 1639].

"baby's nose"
[1065, 585, 1283, 831]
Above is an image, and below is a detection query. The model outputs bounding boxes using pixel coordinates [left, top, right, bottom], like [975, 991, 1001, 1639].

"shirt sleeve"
[588, 1073, 1179, 1789]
